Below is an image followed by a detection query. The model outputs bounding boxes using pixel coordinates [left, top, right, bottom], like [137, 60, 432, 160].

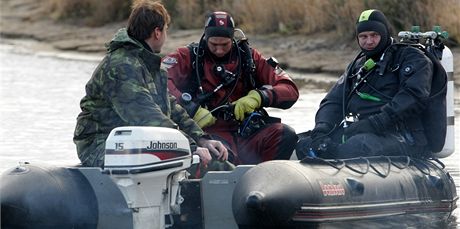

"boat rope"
[429, 157, 446, 169]
[410, 158, 432, 175]
[305, 155, 440, 178]
[344, 157, 370, 175]
[389, 156, 411, 169]
[300, 157, 346, 170]
[368, 156, 391, 178]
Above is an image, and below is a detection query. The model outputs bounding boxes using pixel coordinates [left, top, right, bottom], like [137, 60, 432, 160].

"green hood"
[106, 28, 143, 53]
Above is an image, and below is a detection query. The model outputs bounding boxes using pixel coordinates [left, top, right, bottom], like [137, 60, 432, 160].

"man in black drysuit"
[296, 9, 436, 159]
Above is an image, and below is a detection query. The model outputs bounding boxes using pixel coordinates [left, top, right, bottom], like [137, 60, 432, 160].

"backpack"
[386, 43, 448, 153]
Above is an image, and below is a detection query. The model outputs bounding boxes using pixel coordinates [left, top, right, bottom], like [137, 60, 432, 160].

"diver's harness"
[182, 29, 280, 137]
[344, 30, 446, 121]
[183, 29, 257, 108]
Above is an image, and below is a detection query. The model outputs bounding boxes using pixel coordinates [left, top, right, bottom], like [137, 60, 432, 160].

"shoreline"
[0, 0, 377, 77]
[3, 28, 459, 92]
[1, 0, 459, 88]
[0, 36, 339, 94]
[0, 23, 353, 76]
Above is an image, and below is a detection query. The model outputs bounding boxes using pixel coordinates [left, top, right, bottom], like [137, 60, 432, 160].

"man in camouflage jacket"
[74, 1, 227, 167]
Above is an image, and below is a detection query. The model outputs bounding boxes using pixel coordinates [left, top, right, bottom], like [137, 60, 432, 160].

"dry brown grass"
[47, 0, 130, 26]
[46, 0, 460, 44]
[229, 0, 460, 43]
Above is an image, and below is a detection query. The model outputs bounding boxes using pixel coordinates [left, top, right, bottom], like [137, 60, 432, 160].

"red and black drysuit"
[163, 43, 299, 165]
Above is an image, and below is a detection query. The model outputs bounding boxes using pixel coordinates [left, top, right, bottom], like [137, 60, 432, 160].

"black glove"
[345, 112, 393, 136]
[309, 122, 331, 150]
[311, 136, 330, 152]
[311, 123, 332, 138]
[344, 119, 376, 136]
[311, 136, 338, 158]
[368, 111, 392, 134]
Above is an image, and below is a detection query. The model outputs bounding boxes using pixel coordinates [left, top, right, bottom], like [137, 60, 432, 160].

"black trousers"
[296, 128, 427, 160]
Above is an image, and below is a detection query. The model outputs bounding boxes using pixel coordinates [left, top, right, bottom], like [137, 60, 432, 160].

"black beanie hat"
[356, 9, 392, 59]
[204, 11, 235, 39]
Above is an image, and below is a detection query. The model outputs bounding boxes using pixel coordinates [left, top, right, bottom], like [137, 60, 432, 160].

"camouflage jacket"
[74, 28, 204, 165]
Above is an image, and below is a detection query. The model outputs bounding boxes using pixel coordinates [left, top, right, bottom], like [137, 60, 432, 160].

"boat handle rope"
[344, 157, 370, 175]
[429, 157, 446, 169]
[300, 157, 346, 170]
[368, 156, 391, 178]
[389, 156, 411, 170]
[410, 158, 432, 175]
[303, 155, 435, 177]
[335, 156, 406, 177]
[325, 159, 346, 170]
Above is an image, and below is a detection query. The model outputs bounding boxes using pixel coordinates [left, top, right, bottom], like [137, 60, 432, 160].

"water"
[0, 39, 458, 227]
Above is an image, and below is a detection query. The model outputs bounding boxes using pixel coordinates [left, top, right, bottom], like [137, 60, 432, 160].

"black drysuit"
[298, 45, 433, 159]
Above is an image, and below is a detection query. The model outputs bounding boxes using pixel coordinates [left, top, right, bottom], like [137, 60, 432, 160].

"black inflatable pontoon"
[232, 156, 457, 228]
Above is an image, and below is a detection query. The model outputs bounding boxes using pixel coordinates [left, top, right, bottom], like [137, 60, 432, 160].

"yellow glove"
[193, 107, 217, 128]
[232, 90, 262, 121]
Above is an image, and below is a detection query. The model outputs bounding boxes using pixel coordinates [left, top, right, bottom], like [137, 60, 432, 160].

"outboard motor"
[1, 126, 195, 229]
[104, 126, 194, 228]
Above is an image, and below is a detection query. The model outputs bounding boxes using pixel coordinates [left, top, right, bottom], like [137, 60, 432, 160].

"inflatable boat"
[1, 126, 457, 229]
[1, 29, 457, 228]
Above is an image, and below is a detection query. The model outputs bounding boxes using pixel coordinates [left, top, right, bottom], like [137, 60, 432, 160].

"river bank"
[1, 0, 459, 87]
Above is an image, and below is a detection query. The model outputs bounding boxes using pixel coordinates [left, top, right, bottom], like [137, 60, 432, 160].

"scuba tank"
[398, 26, 454, 158]
[439, 44, 455, 157]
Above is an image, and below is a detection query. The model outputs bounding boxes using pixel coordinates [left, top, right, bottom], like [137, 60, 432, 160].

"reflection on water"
[0, 41, 458, 227]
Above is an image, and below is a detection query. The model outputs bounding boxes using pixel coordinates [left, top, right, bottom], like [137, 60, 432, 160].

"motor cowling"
[104, 126, 192, 173]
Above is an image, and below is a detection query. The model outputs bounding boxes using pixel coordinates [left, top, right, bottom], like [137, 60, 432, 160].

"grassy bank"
[45, 0, 460, 45]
